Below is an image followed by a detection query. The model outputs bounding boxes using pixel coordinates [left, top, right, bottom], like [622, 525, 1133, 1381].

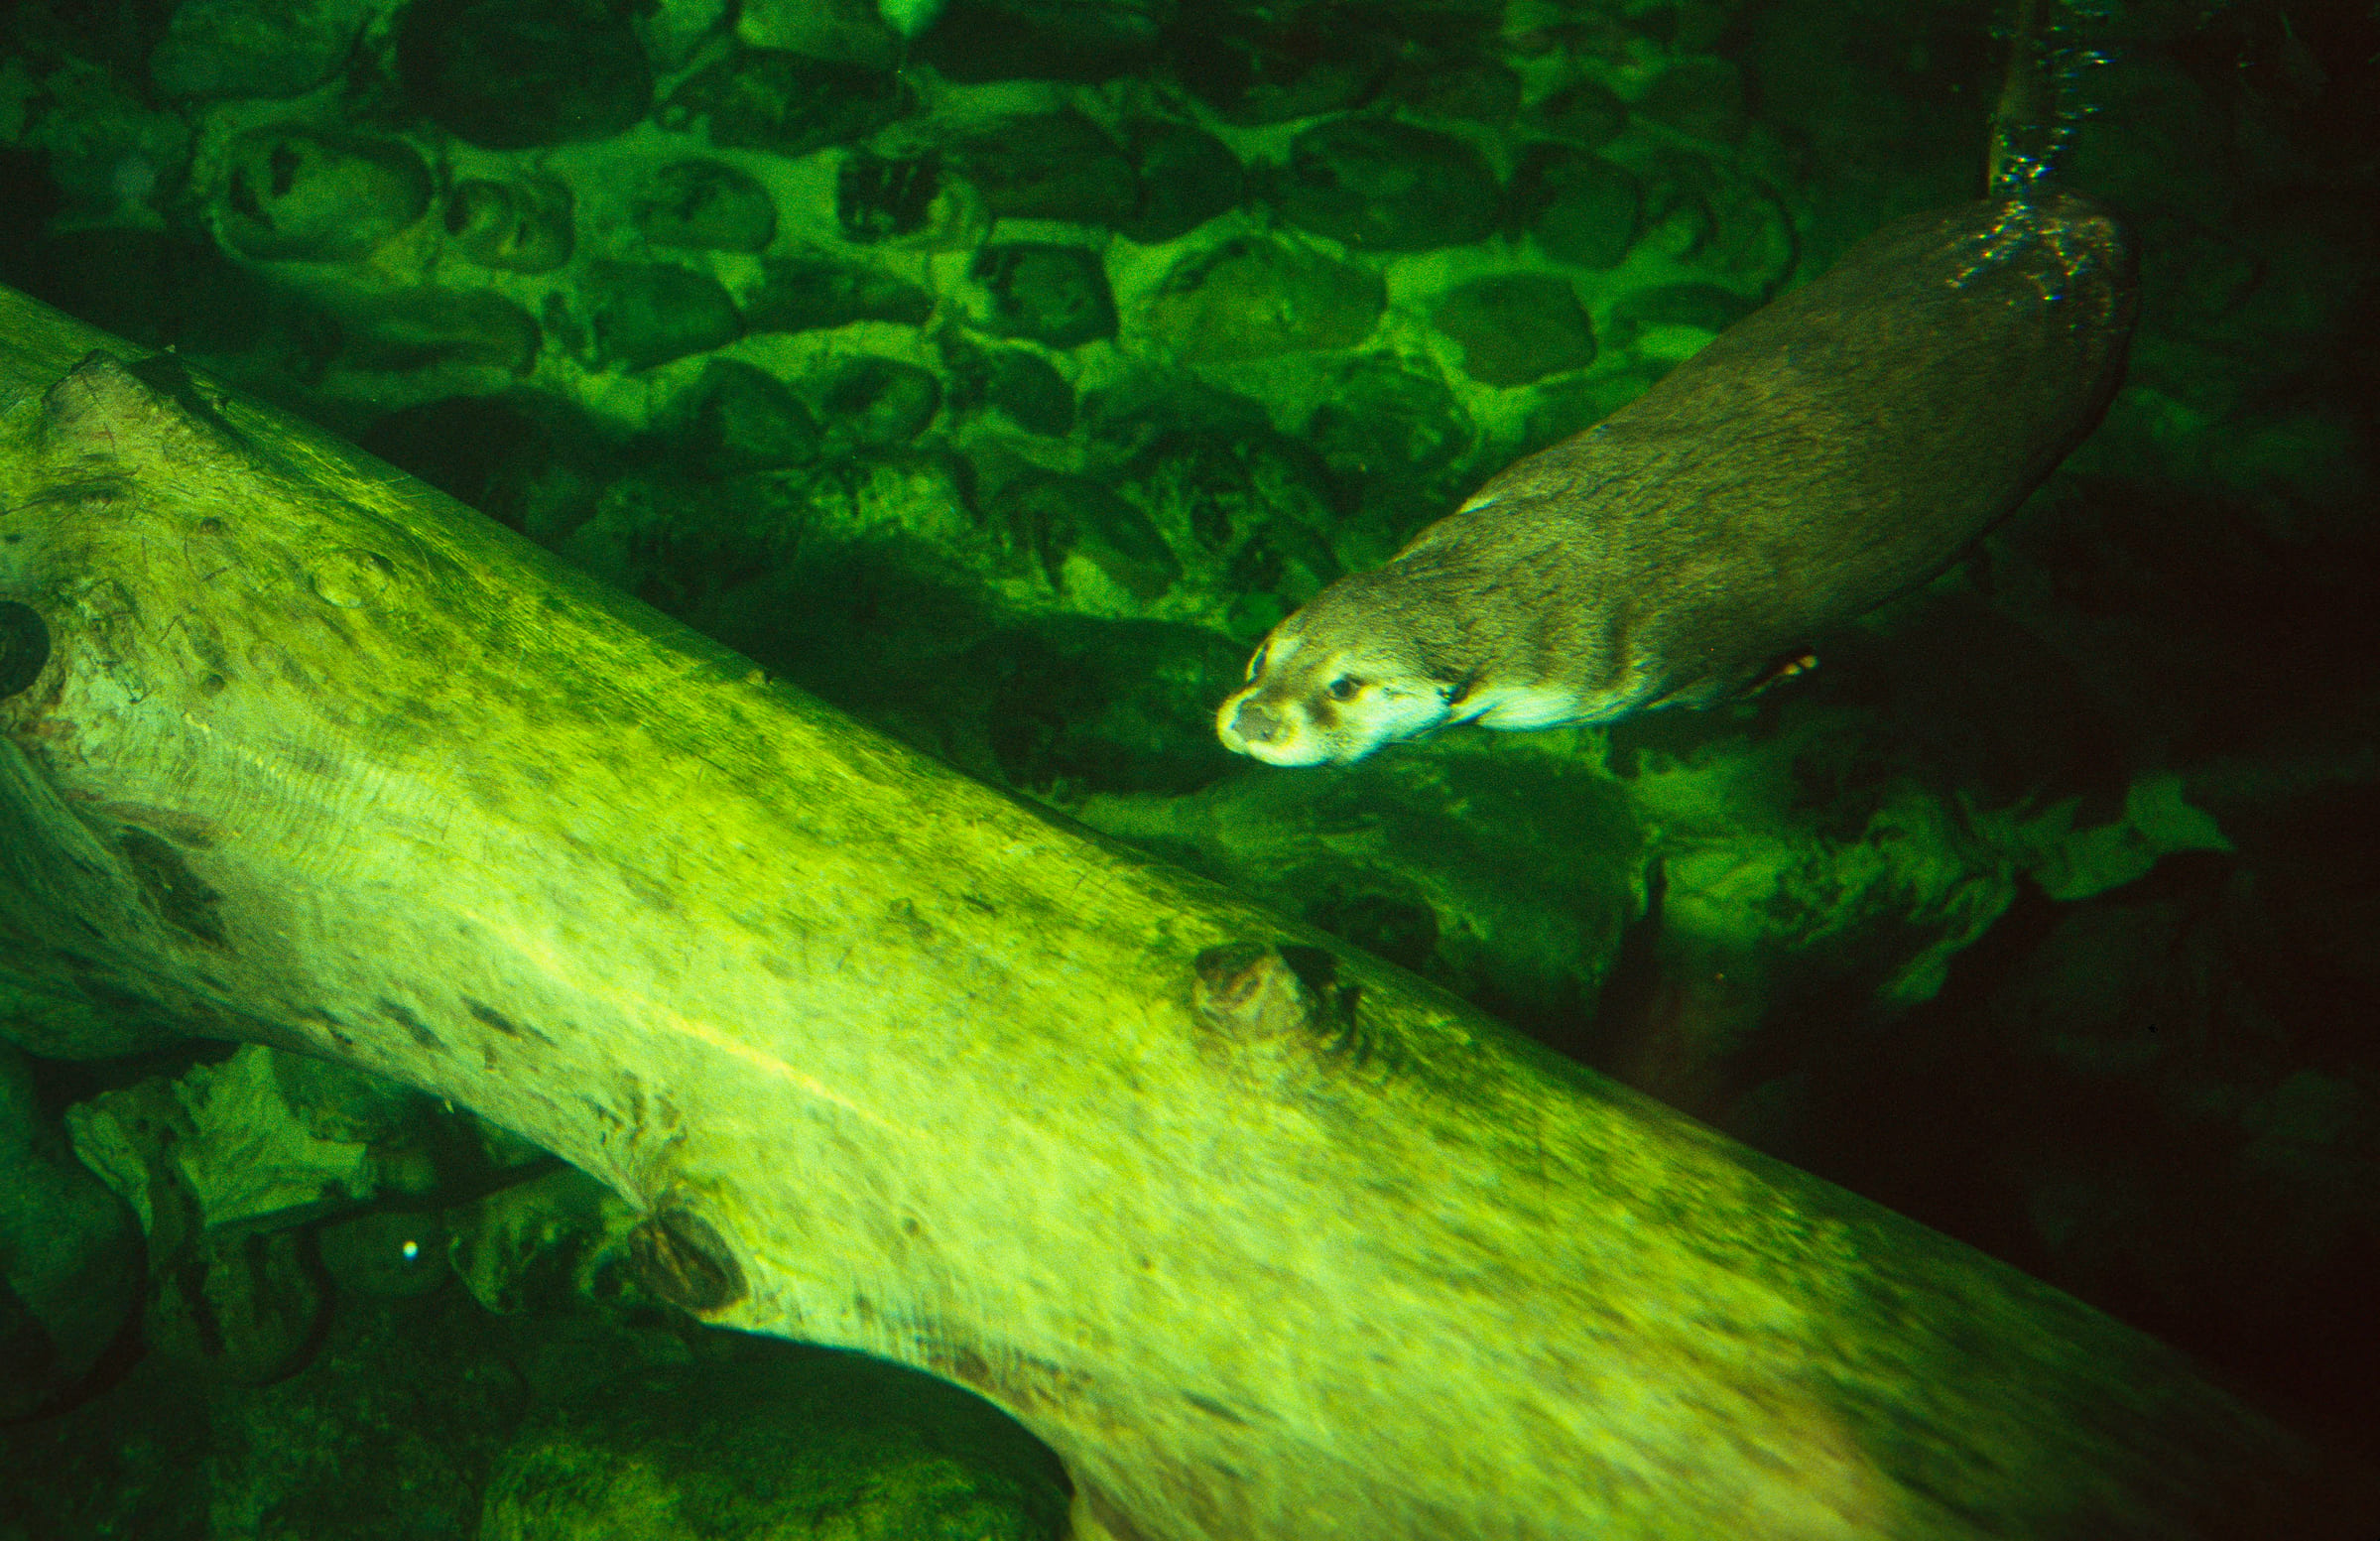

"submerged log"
[0, 284, 2366, 1539]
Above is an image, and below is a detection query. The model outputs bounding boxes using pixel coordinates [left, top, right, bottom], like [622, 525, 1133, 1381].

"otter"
[1217, 16, 2137, 765]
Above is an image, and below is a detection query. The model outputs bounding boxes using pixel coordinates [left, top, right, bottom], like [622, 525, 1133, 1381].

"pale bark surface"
[0, 285, 2365, 1539]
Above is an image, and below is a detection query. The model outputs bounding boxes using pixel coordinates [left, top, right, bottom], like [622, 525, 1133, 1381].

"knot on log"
[0, 601, 49, 700]
[1190, 941, 1316, 1045]
[1190, 942, 1367, 1085]
[628, 1204, 746, 1315]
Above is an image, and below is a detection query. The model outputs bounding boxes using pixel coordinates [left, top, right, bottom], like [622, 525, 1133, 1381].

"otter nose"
[1226, 699, 1284, 746]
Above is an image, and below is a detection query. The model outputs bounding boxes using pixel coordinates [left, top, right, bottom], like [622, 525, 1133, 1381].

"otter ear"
[1441, 671, 1501, 725]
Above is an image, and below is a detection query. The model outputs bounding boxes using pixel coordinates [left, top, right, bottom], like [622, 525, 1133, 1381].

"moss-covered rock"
[443, 174, 576, 273]
[1136, 236, 1383, 362]
[1525, 78, 1628, 148]
[1173, 4, 1394, 125]
[912, 0, 1171, 84]
[478, 1347, 1069, 1541]
[1634, 55, 1750, 144]
[745, 252, 935, 333]
[1273, 117, 1501, 251]
[968, 242, 1115, 349]
[632, 160, 778, 254]
[0, 1043, 143, 1417]
[1513, 143, 1640, 269]
[579, 262, 740, 371]
[995, 472, 1179, 603]
[1434, 273, 1596, 387]
[835, 151, 952, 245]
[1118, 116, 1242, 243]
[214, 127, 431, 263]
[150, 0, 373, 100]
[661, 48, 905, 157]
[661, 358, 823, 474]
[946, 344, 1074, 436]
[395, 0, 654, 149]
[942, 111, 1137, 226]
[815, 355, 942, 449]
[325, 287, 542, 378]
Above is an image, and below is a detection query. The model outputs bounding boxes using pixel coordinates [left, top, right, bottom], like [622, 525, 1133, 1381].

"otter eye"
[1325, 676, 1363, 702]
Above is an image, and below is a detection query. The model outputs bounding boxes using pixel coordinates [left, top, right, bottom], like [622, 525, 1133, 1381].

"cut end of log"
[628, 1204, 748, 1315]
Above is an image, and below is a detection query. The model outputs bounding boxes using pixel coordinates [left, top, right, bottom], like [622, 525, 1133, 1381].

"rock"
[1118, 117, 1242, 244]
[632, 159, 778, 253]
[1521, 369, 1661, 451]
[14, 70, 191, 223]
[913, 0, 1174, 84]
[756, 444, 984, 561]
[442, 173, 575, 273]
[732, 0, 892, 67]
[1434, 273, 1596, 386]
[662, 358, 822, 473]
[1137, 236, 1383, 363]
[969, 242, 1115, 349]
[214, 127, 432, 263]
[743, 252, 934, 332]
[146, 1224, 327, 1383]
[1274, 117, 1500, 252]
[395, 0, 654, 150]
[639, 0, 735, 70]
[67, 1044, 377, 1238]
[1301, 354, 1472, 488]
[448, 1165, 631, 1316]
[1633, 150, 1794, 290]
[1081, 371, 1273, 453]
[815, 355, 942, 448]
[328, 288, 543, 376]
[1120, 428, 1337, 556]
[1526, 78, 1628, 147]
[476, 1347, 1069, 1541]
[0, 1045, 142, 1417]
[944, 111, 1137, 227]
[1634, 55, 1749, 143]
[1609, 280, 1758, 336]
[1174, 4, 1396, 125]
[1382, 57, 1522, 123]
[580, 261, 741, 369]
[987, 354, 1075, 434]
[837, 151, 948, 244]
[948, 345, 1074, 435]
[661, 48, 906, 156]
[1513, 142, 1641, 269]
[150, 0, 373, 99]
[996, 472, 1179, 602]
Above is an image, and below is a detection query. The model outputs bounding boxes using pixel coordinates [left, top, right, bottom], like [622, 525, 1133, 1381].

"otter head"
[1213, 584, 1464, 765]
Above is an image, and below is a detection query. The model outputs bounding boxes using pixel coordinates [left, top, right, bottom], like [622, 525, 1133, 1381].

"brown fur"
[1218, 193, 2139, 764]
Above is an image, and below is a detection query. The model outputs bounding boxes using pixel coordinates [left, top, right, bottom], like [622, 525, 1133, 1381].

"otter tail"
[1986, 0, 2113, 199]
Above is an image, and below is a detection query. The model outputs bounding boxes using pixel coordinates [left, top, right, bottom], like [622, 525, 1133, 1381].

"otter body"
[1217, 193, 2138, 764]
